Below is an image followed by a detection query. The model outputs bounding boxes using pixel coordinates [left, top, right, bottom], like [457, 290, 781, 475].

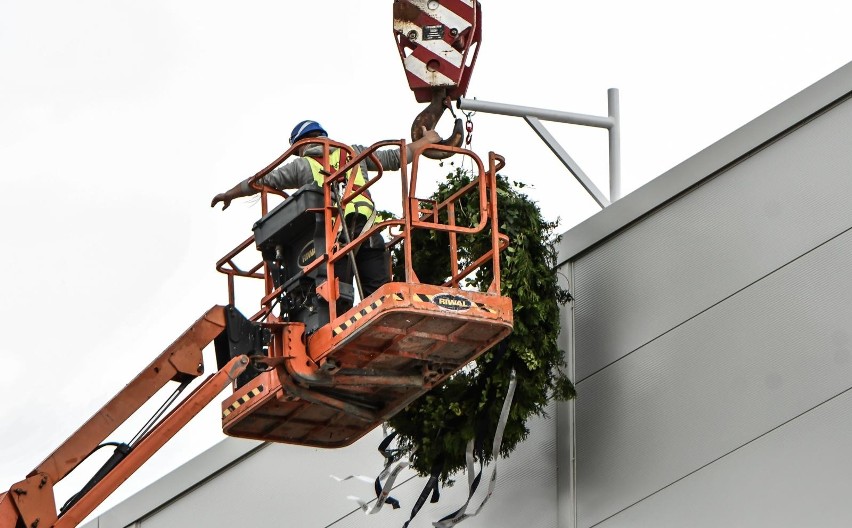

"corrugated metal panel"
[136, 435, 381, 528]
[572, 95, 852, 382]
[131, 408, 557, 528]
[79, 440, 265, 528]
[594, 387, 852, 527]
[326, 410, 558, 528]
[575, 226, 852, 527]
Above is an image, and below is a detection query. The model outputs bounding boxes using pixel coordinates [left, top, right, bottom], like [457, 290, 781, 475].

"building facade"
[83, 61, 852, 528]
[563, 61, 852, 527]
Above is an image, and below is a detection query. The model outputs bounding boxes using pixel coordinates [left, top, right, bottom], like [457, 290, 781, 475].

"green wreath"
[389, 168, 575, 482]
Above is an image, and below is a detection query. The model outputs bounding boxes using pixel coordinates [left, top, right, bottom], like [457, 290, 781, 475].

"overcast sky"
[1, 0, 850, 523]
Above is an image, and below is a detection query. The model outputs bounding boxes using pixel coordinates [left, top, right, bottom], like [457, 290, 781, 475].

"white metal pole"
[458, 94, 622, 207]
[458, 98, 614, 129]
[608, 88, 622, 202]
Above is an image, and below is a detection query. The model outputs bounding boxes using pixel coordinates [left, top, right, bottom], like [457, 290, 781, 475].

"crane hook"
[411, 88, 464, 160]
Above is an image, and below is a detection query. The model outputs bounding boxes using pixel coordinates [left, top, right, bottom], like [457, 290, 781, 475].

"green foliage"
[388, 168, 575, 481]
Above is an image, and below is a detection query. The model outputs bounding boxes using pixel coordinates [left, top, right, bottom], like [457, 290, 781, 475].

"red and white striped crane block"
[393, 0, 482, 103]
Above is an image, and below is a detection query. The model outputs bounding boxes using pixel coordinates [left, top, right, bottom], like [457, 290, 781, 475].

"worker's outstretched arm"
[211, 179, 255, 210]
[213, 129, 440, 209]
[212, 159, 310, 210]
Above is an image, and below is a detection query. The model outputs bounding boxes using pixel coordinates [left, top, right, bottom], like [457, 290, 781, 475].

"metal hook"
[411, 88, 464, 160]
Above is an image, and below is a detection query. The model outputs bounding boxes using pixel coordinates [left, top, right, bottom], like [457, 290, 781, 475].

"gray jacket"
[249, 144, 404, 248]
[254, 144, 405, 191]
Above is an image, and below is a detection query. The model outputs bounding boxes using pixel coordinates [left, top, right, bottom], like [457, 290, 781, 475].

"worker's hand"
[420, 126, 442, 144]
[211, 193, 232, 210]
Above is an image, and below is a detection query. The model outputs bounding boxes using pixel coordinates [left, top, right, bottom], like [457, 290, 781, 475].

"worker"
[211, 119, 442, 299]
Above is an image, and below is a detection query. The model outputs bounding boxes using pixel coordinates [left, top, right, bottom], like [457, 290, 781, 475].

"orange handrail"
[216, 139, 508, 323]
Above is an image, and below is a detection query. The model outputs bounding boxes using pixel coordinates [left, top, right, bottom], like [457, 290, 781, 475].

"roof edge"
[556, 61, 852, 265]
[80, 438, 265, 528]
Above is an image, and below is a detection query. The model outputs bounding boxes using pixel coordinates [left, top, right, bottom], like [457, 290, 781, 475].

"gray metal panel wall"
[90, 408, 557, 528]
[594, 388, 852, 527]
[571, 96, 852, 527]
[556, 62, 852, 263]
[574, 95, 852, 382]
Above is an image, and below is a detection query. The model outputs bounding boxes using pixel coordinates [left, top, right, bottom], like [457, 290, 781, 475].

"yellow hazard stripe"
[222, 385, 264, 419]
[475, 302, 498, 314]
[332, 293, 403, 337]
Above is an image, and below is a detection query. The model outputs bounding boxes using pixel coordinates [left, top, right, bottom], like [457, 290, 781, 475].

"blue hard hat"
[289, 120, 327, 144]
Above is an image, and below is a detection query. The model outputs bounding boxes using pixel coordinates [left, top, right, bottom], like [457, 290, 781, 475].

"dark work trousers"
[336, 213, 390, 299]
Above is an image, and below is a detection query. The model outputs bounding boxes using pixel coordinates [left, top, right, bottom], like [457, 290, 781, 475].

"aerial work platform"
[221, 282, 511, 447]
[215, 139, 512, 447]
[0, 5, 510, 526]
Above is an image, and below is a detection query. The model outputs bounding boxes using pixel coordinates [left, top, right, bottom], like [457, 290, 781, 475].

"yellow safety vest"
[305, 149, 375, 218]
[305, 149, 376, 244]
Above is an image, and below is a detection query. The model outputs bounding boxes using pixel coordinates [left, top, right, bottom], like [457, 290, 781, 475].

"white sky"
[1, 0, 849, 523]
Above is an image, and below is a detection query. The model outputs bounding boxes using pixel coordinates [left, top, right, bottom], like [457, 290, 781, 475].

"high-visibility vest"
[305, 149, 375, 218]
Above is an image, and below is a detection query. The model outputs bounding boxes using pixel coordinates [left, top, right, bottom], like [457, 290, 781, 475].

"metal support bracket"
[457, 88, 621, 208]
[524, 116, 610, 207]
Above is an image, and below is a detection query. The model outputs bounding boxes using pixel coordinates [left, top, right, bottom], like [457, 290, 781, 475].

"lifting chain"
[462, 109, 476, 173]
[464, 112, 474, 147]
[442, 97, 475, 148]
